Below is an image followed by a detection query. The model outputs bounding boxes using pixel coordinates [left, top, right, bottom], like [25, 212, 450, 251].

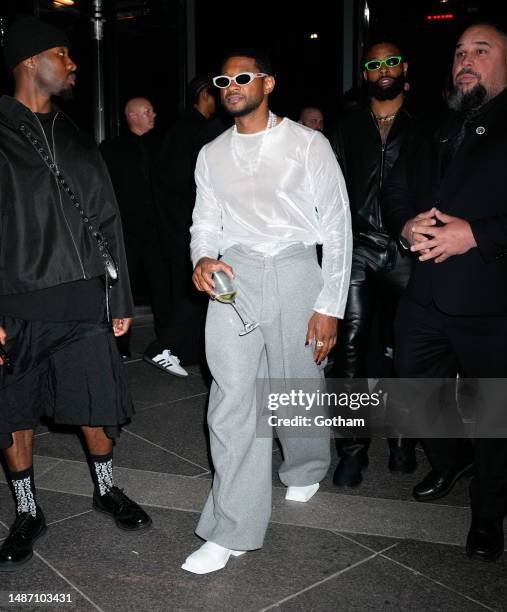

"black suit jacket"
[382, 88, 507, 316]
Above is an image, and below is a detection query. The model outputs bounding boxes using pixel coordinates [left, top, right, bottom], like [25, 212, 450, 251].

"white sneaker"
[144, 349, 188, 377]
[181, 541, 246, 574]
[285, 483, 319, 502]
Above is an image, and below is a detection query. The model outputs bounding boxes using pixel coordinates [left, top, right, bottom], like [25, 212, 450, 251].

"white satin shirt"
[190, 118, 352, 318]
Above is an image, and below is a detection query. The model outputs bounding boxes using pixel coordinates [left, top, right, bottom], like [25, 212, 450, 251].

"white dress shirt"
[190, 118, 352, 318]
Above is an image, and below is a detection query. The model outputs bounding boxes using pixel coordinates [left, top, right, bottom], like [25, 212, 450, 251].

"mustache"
[456, 68, 481, 79]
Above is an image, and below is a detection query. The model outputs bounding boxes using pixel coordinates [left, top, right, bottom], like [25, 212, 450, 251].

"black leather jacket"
[0, 96, 133, 317]
[332, 103, 413, 250]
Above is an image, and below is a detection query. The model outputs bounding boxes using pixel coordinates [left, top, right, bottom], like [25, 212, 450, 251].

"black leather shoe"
[413, 463, 474, 502]
[0, 508, 46, 571]
[93, 486, 152, 531]
[116, 338, 131, 360]
[388, 438, 417, 473]
[466, 517, 504, 562]
[333, 454, 369, 487]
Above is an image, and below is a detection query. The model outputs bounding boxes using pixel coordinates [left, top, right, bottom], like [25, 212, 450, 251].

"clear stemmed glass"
[211, 271, 259, 336]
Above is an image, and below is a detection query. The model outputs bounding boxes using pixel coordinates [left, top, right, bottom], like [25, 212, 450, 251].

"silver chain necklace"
[231, 110, 277, 176]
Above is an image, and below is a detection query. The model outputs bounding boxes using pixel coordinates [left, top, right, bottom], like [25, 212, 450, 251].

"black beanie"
[3, 16, 70, 73]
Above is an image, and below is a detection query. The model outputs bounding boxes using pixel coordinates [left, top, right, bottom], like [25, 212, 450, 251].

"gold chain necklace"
[374, 111, 398, 122]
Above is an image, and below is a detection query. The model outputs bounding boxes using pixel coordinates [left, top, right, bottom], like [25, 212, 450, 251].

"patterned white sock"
[89, 452, 114, 496]
[9, 466, 37, 517]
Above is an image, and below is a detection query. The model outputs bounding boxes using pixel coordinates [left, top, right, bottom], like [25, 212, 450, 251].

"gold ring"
[316, 340, 325, 348]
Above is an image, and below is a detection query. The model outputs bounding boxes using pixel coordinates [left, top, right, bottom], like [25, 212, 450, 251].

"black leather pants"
[332, 238, 413, 458]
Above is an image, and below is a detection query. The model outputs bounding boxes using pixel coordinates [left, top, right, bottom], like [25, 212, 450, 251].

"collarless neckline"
[233, 117, 286, 137]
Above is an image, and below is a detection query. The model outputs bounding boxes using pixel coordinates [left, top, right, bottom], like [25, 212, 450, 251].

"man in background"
[100, 98, 186, 376]
[152, 75, 224, 369]
[298, 105, 324, 131]
[331, 38, 416, 487]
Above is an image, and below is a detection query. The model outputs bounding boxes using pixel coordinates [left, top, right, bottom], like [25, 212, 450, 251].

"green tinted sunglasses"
[364, 55, 403, 71]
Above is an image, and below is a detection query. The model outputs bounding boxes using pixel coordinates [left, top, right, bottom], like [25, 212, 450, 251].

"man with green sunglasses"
[364, 55, 404, 72]
[330, 38, 416, 487]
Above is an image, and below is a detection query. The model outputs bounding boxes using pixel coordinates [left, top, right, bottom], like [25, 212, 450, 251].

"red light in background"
[425, 14, 455, 21]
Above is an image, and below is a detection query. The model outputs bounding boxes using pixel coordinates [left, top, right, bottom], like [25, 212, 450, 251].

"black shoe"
[466, 517, 504, 562]
[116, 338, 131, 360]
[333, 454, 369, 487]
[0, 508, 46, 571]
[93, 486, 152, 531]
[413, 463, 474, 502]
[388, 438, 417, 473]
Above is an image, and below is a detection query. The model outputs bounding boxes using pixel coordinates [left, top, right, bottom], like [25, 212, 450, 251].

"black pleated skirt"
[0, 316, 134, 449]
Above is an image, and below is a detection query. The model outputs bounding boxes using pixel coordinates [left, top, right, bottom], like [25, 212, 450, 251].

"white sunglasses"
[212, 72, 268, 89]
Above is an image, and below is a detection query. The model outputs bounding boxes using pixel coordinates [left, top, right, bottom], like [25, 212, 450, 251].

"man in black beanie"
[0, 16, 152, 571]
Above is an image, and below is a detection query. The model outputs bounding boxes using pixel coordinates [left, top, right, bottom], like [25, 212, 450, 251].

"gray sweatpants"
[196, 244, 331, 550]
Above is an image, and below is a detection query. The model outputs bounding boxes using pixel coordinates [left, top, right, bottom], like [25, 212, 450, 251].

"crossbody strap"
[19, 122, 117, 278]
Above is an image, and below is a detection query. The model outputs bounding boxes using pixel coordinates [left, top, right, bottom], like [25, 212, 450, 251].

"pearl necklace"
[231, 110, 277, 176]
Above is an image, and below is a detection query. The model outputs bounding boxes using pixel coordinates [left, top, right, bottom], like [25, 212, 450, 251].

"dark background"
[194, 1, 342, 120]
[1, 0, 507, 135]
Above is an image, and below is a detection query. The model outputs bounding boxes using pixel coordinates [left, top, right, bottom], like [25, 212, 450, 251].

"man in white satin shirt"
[182, 48, 352, 575]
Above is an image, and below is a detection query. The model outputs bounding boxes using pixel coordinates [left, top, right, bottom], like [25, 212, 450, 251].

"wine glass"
[211, 271, 259, 336]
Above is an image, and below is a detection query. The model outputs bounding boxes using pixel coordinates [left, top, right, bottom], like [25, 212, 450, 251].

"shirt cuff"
[314, 306, 343, 319]
[191, 249, 219, 269]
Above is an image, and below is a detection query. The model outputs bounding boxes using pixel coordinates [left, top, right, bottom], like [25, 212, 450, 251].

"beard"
[56, 87, 75, 101]
[224, 95, 262, 117]
[366, 74, 406, 101]
[447, 82, 487, 115]
[55, 74, 77, 101]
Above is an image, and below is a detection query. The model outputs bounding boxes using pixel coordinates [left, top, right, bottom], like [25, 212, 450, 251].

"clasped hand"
[402, 207, 477, 263]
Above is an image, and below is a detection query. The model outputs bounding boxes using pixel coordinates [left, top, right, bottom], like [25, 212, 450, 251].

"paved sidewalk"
[0, 317, 506, 611]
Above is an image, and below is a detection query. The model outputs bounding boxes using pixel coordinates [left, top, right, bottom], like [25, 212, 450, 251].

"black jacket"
[0, 96, 133, 317]
[152, 107, 225, 251]
[99, 130, 161, 239]
[382, 87, 507, 316]
[332, 103, 414, 248]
